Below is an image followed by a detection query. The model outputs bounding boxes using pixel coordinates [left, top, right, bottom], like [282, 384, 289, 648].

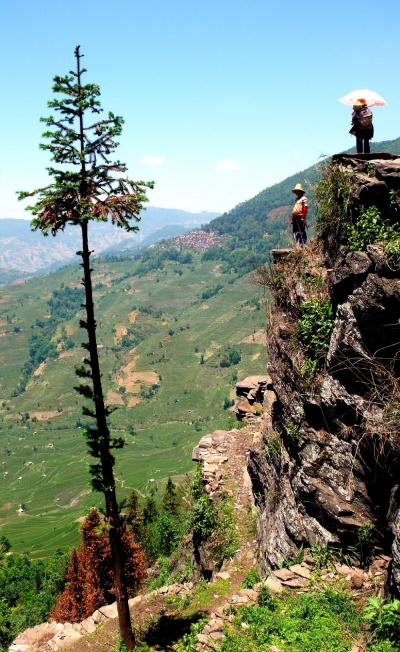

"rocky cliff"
[248, 154, 400, 593]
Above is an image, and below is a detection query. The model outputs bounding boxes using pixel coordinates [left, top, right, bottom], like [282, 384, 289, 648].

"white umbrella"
[338, 88, 387, 107]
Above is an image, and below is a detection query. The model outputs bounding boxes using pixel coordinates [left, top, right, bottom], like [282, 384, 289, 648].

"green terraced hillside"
[4, 135, 400, 558]
[0, 251, 266, 557]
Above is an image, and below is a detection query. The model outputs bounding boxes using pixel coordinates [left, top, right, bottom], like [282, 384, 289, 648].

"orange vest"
[292, 196, 308, 222]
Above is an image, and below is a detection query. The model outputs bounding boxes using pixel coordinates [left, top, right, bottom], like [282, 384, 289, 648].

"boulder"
[98, 602, 118, 619]
[289, 563, 311, 579]
[273, 568, 296, 581]
[264, 576, 284, 593]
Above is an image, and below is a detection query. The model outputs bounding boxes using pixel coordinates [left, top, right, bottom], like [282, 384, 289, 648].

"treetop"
[18, 46, 153, 236]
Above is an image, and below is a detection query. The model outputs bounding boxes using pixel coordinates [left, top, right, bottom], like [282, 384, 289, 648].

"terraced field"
[0, 252, 266, 557]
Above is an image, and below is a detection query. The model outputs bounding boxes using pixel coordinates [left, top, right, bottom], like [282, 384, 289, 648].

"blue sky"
[1, 0, 399, 219]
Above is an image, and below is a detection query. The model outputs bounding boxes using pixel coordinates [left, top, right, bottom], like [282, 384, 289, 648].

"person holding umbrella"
[350, 99, 373, 153]
[338, 89, 387, 154]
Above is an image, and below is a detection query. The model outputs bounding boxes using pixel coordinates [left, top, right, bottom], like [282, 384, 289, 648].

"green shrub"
[220, 589, 360, 652]
[386, 238, 400, 255]
[223, 398, 235, 410]
[297, 299, 334, 358]
[285, 422, 300, 440]
[210, 494, 240, 565]
[257, 586, 275, 608]
[0, 538, 10, 558]
[364, 162, 376, 177]
[242, 569, 261, 589]
[310, 543, 341, 571]
[113, 639, 128, 652]
[303, 273, 324, 289]
[145, 555, 172, 591]
[219, 347, 241, 368]
[277, 545, 304, 569]
[127, 479, 190, 565]
[363, 597, 400, 645]
[300, 357, 319, 379]
[345, 206, 400, 252]
[0, 549, 68, 649]
[357, 522, 374, 566]
[172, 618, 207, 651]
[191, 467, 215, 539]
[191, 467, 239, 566]
[201, 284, 223, 301]
[267, 435, 281, 464]
[368, 641, 399, 652]
[145, 510, 183, 558]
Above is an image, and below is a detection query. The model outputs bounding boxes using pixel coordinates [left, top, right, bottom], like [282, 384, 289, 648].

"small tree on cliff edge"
[18, 46, 153, 649]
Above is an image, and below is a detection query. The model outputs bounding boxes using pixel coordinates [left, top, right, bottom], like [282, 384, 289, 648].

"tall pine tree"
[19, 46, 153, 649]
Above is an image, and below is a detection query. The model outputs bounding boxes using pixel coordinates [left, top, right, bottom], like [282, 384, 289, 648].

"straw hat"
[291, 183, 305, 194]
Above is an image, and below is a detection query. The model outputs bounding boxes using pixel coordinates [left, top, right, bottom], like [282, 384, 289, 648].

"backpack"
[358, 108, 373, 129]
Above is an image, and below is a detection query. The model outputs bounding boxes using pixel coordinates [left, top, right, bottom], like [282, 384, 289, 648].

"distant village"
[160, 229, 229, 251]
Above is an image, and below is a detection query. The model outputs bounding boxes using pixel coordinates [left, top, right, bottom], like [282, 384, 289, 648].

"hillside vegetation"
[0, 250, 265, 556]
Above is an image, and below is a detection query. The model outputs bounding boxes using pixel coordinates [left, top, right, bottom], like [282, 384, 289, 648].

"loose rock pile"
[235, 375, 271, 420]
[192, 430, 234, 496]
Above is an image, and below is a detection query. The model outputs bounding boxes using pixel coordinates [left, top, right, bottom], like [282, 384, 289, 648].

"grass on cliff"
[314, 161, 353, 247]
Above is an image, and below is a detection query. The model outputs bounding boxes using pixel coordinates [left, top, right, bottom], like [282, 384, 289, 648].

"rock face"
[249, 156, 400, 593]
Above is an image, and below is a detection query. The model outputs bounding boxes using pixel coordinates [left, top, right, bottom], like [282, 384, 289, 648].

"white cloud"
[216, 159, 241, 172]
[140, 154, 166, 167]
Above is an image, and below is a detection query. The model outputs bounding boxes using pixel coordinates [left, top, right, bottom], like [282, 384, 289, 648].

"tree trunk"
[79, 220, 135, 650]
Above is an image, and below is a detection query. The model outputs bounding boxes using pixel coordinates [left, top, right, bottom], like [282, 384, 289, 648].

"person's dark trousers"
[295, 229, 307, 246]
[293, 218, 307, 246]
[356, 137, 370, 153]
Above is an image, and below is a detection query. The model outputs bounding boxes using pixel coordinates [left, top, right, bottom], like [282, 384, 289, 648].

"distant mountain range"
[0, 207, 219, 282]
[2, 136, 400, 286]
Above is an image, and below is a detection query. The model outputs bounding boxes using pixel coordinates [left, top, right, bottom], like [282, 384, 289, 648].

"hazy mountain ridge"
[0, 208, 219, 277]
[3, 136, 399, 283]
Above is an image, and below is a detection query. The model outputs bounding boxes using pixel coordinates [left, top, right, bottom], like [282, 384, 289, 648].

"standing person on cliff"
[349, 99, 374, 153]
[291, 183, 308, 247]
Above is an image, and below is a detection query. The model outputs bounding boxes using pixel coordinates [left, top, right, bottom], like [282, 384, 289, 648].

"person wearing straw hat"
[349, 99, 374, 153]
[291, 183, 308, 247]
